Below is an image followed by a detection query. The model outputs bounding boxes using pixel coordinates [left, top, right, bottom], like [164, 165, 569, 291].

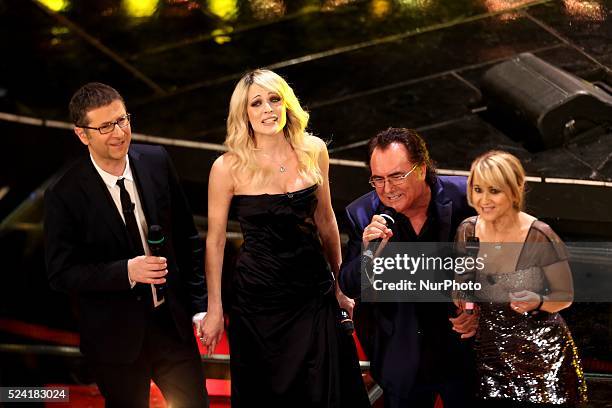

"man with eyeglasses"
[339, 128, 477, 407]
[44, 82, 208, 407]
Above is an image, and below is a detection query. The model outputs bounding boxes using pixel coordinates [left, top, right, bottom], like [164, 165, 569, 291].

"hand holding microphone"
[337, 208, 397, 335]
[336, 288, 355, 334]
[127, 256, 167, 285]
[147, 225, 167, 298]
[362, 208, 396, 281]
[337, 308, 354, 335]
[363, 208, 396, 258]
[460, 236, 480, 315]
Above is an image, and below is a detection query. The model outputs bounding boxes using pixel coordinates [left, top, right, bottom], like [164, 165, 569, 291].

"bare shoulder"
[209, 153, 237, 191]
[305, 134, 328, 152]
[520, 212, 538, 230]
[211, 153, 236, 174]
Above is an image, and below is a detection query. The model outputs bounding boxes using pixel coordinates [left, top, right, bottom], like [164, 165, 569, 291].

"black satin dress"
[228, 184, 370, 408]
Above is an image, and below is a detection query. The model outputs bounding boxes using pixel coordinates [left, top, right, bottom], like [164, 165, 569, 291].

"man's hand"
[449, 307, 479, 339]
[362, 214, 394, 258]
[127, 256, 167, 284]
[362, 214, 393, 246]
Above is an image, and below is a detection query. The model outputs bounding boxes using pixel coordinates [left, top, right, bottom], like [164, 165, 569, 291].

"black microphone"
[365, 207, 396, 254]
[376, 207, 396, 240]
[337, 308, 354, 335]
[362, 207, 397, 284]
[462, 236, 480, 314]
[348, 208, 398, 333]
[147, 225, 167, 294]
[465, 236, 480, 256]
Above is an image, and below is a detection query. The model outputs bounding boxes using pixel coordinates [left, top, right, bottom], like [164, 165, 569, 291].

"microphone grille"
[380, 207, 396, 227]
[148, 224, 164, 243]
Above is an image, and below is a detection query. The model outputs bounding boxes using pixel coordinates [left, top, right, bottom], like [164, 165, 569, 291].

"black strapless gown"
[228, 184, 370, 408]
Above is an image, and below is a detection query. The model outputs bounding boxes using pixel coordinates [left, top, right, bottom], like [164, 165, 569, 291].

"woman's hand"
[199, 309, 224, 355]
[452, 290, 468, 310]
[336, 287, 355, 319]
[509, 290, 541, 314]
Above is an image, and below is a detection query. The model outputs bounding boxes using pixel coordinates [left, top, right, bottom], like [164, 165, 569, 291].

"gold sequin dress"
[456, 217, 587, 406]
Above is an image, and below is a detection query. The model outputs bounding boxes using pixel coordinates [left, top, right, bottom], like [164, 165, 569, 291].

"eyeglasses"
[369, 163, 420, 188]
[78, 113, 131, 134]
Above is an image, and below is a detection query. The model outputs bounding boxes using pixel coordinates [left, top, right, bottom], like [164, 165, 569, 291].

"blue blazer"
[339, 176, 475, 397]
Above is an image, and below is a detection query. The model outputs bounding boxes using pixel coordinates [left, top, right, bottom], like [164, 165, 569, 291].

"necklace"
[258, 151, 288, 173]
[483, 215, 520, 250]
[490, 232, 505, 250]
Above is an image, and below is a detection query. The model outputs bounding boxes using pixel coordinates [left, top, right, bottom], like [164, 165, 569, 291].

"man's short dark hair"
[368, 127, 437, 185]
[69, 82, 124, 126]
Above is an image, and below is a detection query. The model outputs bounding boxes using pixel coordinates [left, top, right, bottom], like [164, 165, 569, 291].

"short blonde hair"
[467, 150, 526, 210]
[225, 69, 322, 186]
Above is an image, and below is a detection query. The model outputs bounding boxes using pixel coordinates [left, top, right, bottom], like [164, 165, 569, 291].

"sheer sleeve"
[520, 221, 573, 302]
[518, 221, 569, 269]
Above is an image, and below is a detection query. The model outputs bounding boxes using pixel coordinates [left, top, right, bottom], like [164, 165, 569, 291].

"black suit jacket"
[339, 176, 475, 398]
[44, 144, 206, 364]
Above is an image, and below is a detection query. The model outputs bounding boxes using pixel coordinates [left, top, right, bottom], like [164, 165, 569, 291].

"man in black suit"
[339, 128, 478, 408]
[44, 82, 208, 407]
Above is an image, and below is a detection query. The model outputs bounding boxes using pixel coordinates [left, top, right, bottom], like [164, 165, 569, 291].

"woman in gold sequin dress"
[455, 151, 587, 407]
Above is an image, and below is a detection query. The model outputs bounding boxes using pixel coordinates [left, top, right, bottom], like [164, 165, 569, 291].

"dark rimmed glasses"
[78, 113, 131, 134]
[369, 163, 420, 188]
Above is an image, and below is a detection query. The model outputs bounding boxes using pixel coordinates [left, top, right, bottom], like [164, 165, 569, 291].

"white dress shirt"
[90, 155, 164, 307]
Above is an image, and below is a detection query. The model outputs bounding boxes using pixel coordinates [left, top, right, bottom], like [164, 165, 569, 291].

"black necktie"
[116, 178, 164, 304]
[116, 178, 145, 256]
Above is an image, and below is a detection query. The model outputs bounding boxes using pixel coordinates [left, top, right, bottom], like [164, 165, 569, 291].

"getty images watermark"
[360, 242, 612, 303]
[369, 252, 484, 292]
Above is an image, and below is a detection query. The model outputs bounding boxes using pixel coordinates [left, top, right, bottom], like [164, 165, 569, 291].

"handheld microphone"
[147, 225, 167, 294]
[362, 207, 397, 284]
[337, 308, 354, 335]
[465, 236, 480, 255]
[364, 207, 396, 256]
[374, 207, 396, 242]
[462, 236, 480, 314]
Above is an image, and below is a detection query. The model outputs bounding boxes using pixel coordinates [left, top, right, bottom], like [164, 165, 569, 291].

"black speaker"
[481, 53, 612, 149]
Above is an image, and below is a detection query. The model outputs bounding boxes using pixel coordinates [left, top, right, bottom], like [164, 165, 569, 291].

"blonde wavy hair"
[467, 150, 526, 211]
[225, 69, 323, 187]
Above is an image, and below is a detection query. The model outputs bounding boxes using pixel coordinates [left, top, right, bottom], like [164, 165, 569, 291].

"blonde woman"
[200, 70, 369, 407]
[455, 151, 587, 407]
